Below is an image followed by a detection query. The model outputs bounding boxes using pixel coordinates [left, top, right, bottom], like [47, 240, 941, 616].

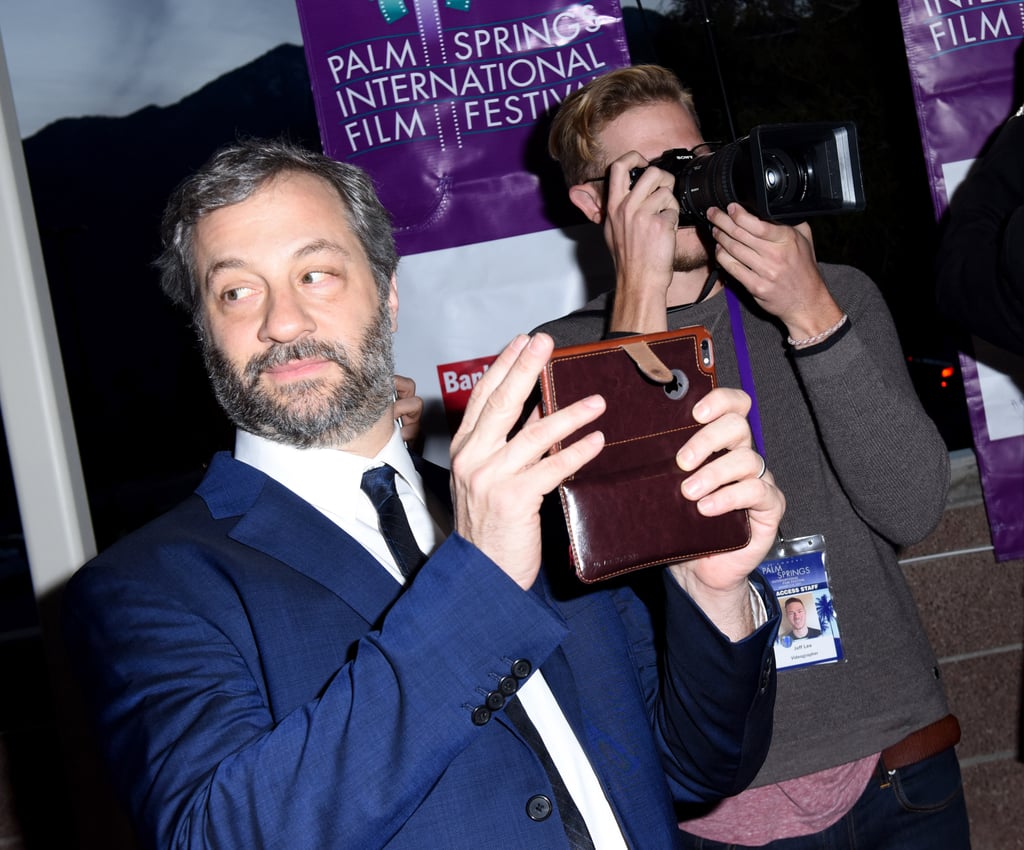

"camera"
[628, 122, 866, 224]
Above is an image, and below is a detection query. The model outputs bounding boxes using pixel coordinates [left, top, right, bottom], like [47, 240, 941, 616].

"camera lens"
[674, 142, 742, 221]
[761, 149, 811, 207]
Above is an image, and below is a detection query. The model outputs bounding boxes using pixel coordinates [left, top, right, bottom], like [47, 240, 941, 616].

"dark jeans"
[679, 748, 971, 850]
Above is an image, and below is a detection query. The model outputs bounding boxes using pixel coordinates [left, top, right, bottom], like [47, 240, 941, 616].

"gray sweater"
[534, 262, 951, 785]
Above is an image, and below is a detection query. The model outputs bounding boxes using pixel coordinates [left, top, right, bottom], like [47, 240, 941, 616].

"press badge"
[757, 534, 844, 671]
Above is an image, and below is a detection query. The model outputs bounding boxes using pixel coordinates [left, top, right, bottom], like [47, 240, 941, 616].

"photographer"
[535, 65, 969, 849]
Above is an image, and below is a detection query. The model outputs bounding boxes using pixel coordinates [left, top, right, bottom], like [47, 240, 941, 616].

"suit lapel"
[237, 487, 404, 624]
[199, 452, 403, 625]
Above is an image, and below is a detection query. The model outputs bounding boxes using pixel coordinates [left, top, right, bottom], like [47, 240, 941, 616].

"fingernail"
[678, 447, 695, 470]
[682, 475, 702, 498]
[583, 394, 605, 409]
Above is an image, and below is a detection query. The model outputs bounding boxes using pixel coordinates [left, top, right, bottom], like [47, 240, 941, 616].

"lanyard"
[725, 287, 766, 456]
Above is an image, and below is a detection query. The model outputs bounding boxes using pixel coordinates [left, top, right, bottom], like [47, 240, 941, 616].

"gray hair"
[156, 137, 399, 322]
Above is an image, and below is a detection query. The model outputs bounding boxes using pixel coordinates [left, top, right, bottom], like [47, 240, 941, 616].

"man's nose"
[258, 286, 315, 344]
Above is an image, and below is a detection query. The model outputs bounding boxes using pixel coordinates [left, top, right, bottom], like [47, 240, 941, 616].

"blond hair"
[548, 65, 699, 186]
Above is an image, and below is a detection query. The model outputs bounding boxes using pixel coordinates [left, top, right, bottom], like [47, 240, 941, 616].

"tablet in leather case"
[539, 327, 751, 583]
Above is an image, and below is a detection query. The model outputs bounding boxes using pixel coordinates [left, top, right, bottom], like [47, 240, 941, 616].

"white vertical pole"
[0, 27, 95, 596]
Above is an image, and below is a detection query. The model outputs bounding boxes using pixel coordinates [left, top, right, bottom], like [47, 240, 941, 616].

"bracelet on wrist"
[787, 313, 849, 348]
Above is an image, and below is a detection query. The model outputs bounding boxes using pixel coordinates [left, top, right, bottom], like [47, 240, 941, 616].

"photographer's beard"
[202, 299, 396, 450]
[671, 222, 713, 273]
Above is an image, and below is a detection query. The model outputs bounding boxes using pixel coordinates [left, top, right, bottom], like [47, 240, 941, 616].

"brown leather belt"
[880, 714, 961, 772]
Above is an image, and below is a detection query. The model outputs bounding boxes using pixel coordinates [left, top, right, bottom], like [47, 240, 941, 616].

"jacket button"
[498, 675, 519, 696]
[511, 658, 532, 679]
[485, 690, 505, 711]
[526, 795, 553, 821]
[471, 706, 491, 726]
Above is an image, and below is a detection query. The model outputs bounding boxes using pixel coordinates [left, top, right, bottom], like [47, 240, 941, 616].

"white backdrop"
[395, 224, 614, 463]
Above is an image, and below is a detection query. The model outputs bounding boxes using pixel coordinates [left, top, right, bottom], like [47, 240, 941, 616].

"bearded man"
[62, 138, 785, 850]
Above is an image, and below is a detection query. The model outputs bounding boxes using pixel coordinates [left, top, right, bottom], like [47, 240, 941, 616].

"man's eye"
[223, 286, 256, 302]
[302, 270, 331, 284]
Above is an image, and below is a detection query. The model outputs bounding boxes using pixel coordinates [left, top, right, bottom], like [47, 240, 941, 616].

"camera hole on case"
[664, 369, 690, 400]
[700, 338, 713, 367]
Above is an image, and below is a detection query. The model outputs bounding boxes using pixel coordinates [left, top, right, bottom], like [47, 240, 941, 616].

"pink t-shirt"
[679, 754, 879, 844]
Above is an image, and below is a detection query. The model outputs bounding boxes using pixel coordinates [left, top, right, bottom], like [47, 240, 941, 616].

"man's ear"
[387, 274, 399, 333]
[568, 182, 605, 224]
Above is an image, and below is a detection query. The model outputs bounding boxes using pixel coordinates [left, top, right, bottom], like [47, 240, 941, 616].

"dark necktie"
[360, 464, 426, 578]
[503, 696, 597, 850]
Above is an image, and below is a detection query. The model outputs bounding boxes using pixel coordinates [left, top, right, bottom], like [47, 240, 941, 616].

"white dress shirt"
[235, 425, 446, 583]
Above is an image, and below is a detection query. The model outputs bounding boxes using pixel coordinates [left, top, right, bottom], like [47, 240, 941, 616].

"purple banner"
[899, 0, 1024, 561]
[296, 1, 630, 257]
[900, 0, 1020, 214]
[961, 350, 1024, 559]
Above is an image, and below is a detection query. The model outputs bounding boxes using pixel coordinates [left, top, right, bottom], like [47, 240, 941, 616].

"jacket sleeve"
[788, 265, 951, 545]
[63, 532, 568, 850]
[650, 570, 779, 802]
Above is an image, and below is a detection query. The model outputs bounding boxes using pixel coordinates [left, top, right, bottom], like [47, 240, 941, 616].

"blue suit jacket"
[63, 451, 778, 849]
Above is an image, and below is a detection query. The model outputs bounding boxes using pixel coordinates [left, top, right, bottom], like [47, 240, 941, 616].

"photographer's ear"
[569, 182, 605, 224]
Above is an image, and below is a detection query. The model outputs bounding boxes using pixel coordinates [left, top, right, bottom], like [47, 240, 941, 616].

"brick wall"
[899, 450, 1024, 850]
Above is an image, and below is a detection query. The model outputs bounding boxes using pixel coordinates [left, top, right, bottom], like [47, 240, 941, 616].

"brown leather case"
[539, 327, 751, 583]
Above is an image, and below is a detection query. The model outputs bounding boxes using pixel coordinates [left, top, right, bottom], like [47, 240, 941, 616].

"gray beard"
[202, 301, 396, 450]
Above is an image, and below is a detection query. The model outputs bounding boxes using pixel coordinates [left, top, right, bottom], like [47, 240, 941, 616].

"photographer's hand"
[569, 152, 679, 334]
[708, 204, 844, 343]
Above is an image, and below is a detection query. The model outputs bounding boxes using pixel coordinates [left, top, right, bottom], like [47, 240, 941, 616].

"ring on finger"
[755, 453, 767, 479]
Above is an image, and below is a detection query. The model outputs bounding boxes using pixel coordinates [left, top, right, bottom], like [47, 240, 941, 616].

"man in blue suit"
[63, 138, 783, 849]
